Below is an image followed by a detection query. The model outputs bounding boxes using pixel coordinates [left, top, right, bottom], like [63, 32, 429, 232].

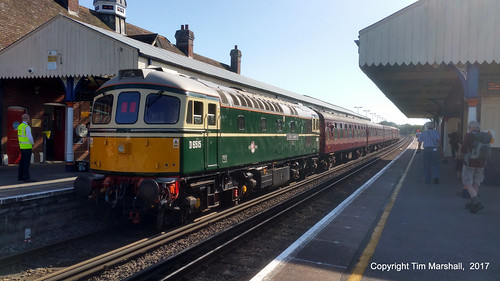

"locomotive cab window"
[116, 92, 140, 124]
[92, 94, 113, 124]
[145, 94, 180, 124]
[187, 100, 204, 125]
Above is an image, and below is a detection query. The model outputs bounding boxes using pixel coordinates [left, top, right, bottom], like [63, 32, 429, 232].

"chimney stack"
[230, 45, 242, 74]
[175, 25, 195, 57]
[60, 0, 79, 15]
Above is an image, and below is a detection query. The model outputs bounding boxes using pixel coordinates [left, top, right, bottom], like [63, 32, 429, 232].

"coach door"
[204, 102, 219, 170]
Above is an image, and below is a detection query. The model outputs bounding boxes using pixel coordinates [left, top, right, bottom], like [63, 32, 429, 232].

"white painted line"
[0, 177, 77, 190]
[0, 187, 74, 203]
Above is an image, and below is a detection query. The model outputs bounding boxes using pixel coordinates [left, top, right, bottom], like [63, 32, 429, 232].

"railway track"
[124, 137, 411, 281]
[14, 137, 409, 281]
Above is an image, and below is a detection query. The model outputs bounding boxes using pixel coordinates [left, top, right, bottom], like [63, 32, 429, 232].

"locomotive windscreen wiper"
[147, 90, 165, 107]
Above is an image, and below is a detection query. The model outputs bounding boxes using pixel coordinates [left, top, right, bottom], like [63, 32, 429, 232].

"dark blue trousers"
[423, 147, 440, 183]
[18, 149, 32, 181]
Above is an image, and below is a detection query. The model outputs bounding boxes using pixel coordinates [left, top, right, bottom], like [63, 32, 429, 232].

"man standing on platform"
[417, 122, 441, 184]
[18, 114, 34, 182]
[461, 121, 487, 213]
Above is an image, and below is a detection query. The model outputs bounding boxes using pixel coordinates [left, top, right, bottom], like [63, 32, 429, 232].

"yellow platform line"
[348, 149, 417, 281]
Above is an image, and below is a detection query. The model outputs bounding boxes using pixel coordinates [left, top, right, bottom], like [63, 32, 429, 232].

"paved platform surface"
[251, 139, 500, 281]
[0, 162, 88, 204]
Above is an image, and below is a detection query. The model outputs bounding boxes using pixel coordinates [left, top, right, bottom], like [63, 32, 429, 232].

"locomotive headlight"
[117, 144, 126, 154]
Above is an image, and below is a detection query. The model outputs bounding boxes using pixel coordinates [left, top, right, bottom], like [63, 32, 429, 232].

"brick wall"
[72, 101, 90, 161]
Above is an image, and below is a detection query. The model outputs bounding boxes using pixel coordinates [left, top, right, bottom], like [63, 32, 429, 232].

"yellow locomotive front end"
[74, 69, 198, 226]
[88, 84, 183, 176]
[90, 136, 180, 175]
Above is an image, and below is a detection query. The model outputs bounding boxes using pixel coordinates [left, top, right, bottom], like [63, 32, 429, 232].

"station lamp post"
[354, 106, 362, 114]
[364, 109, 370, 117]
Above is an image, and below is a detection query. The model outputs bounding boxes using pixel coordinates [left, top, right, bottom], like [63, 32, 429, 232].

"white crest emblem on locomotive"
[248, 141, 258, 153]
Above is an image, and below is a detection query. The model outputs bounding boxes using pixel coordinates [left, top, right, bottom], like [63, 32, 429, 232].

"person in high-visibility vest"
[18, 114, 35, 181]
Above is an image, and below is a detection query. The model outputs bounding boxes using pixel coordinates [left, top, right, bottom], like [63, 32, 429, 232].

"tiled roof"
[0, 0, 109, 50]
[0, 0, 229, 70]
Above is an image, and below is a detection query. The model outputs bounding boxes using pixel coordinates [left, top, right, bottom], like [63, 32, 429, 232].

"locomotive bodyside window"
[208, 103, 217, 126]
[145, 94, 180, 124]
[290, 121, 296, 132]
[116, 91, 140, 124]
[238, 115, 245, 131]
[277, 119, 283, 132]
[92, 95, 114, 124]
[261, 118, 267, 131]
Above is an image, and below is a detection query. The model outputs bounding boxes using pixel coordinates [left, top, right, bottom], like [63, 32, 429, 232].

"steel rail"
[35, 138, 409, 281]
[125, 138, 410, 280]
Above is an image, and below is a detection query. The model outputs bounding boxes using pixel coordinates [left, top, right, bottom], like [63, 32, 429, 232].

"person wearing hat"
[461, 120, 485, 213]
[417, 121, 441, 184]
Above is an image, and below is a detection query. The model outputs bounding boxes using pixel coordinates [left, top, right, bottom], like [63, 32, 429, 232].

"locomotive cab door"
[204, 102, 219, 170]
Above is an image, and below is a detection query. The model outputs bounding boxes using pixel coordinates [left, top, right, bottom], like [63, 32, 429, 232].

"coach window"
[208, 103, 217, 126]
[238, 115, 245, 131]
[116, 91, 140, 124]
[261, 118, 267, 131]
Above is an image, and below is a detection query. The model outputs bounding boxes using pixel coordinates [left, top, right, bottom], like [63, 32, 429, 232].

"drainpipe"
[0, 79, 3, 165]
[65, 102, 74, 171]
[61, 76, 80, 172]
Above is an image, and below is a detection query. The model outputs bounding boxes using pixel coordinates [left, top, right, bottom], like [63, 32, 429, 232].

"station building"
[357, 0, 500, 183]
[0, 0, 238, 168]
[0, 0, 362, 170]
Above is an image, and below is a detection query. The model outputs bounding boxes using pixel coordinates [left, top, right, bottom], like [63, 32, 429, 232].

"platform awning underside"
[358, 0, 500, 119]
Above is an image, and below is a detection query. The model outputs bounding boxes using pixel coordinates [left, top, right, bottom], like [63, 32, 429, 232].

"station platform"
[251, 139, 500, 281]
[0, 162, 87, 204]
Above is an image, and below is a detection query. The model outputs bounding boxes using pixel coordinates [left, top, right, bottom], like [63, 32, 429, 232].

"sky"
[80, 0, 426, 125]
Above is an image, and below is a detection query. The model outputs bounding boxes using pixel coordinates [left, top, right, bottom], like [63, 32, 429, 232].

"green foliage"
[379, 121, 423, 136]
[398, 124, 424, 136]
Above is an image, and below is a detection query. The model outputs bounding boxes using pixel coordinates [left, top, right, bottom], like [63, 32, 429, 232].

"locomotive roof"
[97, 68, 219, 98]
[99, 68, 318, 119]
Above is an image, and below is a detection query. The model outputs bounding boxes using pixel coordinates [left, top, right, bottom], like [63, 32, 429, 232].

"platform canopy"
[358, 0, 500, 119]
